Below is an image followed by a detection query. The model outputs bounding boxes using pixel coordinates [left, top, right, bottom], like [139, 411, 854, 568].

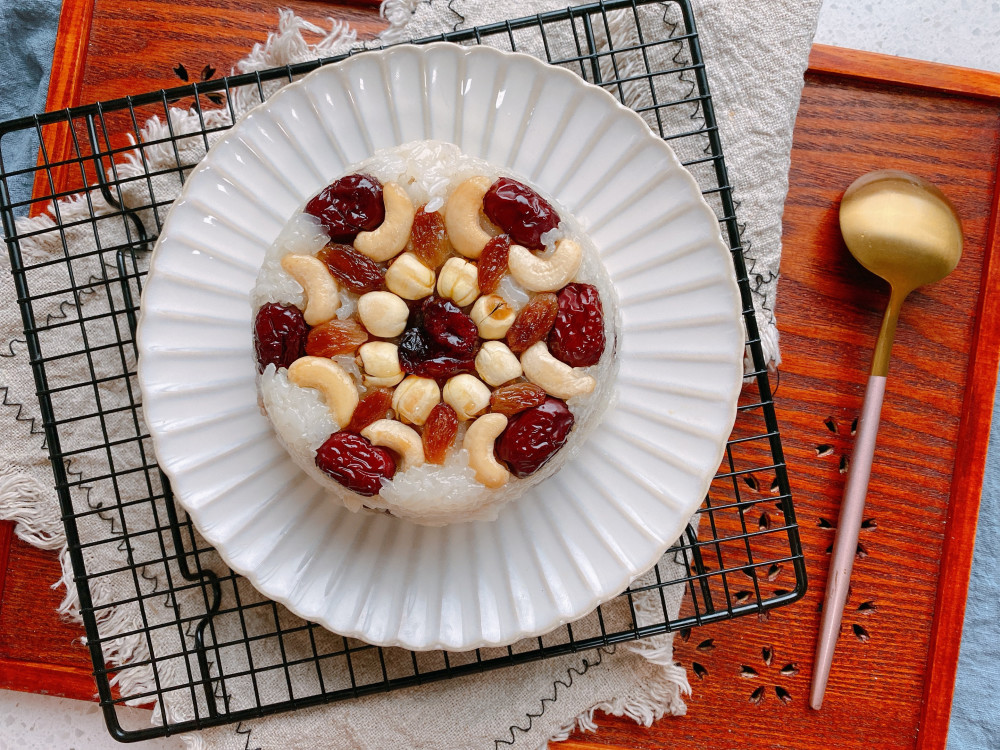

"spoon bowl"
[840, 169, 963, 294]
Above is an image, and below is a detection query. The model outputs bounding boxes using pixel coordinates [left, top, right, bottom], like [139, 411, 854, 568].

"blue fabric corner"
[0, 0, 63, 217]
[947, 374, 1000, 749]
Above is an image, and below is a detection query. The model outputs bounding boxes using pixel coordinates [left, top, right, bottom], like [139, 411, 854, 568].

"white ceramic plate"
[137, 43, 744, 651]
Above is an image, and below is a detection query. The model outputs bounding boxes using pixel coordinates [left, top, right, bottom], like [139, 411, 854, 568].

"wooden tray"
[3, 2, 999, 748]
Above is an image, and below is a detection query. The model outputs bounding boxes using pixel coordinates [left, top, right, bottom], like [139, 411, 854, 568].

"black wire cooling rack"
[0, 0, 805, 741]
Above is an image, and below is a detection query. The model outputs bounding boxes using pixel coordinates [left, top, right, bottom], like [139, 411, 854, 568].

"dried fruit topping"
[305, 318, 369, 358]
[345, 387, 394, 434]
[482, 177, 560, 250]
[254, 302, 307, 372]
[477, 235, 510, 294]
[398, 325, 433, 364]
[422, 403, 459, 464]
[489, 382, 548, 416]
[315, 432, 396, 496]
[422, 297, 478, 355]
[506, 293, 559, 353]
[398, 326, 477, 380]
[305, 173, 385, 243]
[549, 283, 606, 367]
[317, 243, 385, 294]
[409, 207, 452, 269]
[495, 397, 575, 477]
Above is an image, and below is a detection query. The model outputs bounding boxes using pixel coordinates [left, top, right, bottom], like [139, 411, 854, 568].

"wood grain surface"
[2, 1, 998, 748]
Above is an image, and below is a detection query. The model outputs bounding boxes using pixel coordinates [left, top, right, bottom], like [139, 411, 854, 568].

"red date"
[548, 283, 606, 367]
[315, 432, 396, 496]
[482, 177, 560, 250]
[306, 173, 385, 243]
[254, 302, 307, 372]
[495, 397, 575, 477]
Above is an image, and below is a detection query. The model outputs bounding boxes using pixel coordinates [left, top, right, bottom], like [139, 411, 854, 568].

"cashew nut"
[445, 176, 493, 259]
[357, 291, 409, 338]
[361, 419, 425, 471]
[358, 342, 404, 388]
[287, 356, 359, 428]
[520, 341, 596, 399]
[353, 182, 416, 262]
[464, 413, 510, 489]
[475, 341, 522, 387]
[507, 238, 582, 292]
[470, 294, 516, 339]
[391, 375, 441, 426]
[442, 374, 491, 421]
[385, 252, 436, 300]
[280, 254, 340, 325]
[436, 257, 480, 306]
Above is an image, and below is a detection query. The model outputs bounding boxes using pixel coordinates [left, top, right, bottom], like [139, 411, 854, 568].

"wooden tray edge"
[914, 135, 1000, 750]
[809, 43, 1000, 100]
[28, 0, 96, 214]
[0, 656, 97, 699]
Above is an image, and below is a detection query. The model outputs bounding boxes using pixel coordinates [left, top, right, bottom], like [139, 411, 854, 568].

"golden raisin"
[346, 387, 394, 434]
[489, 383, 547, 416]
[506, 293, 559, 353]
[422, 403, 459, 464]
[305, 318, 369, 357]
[409, 207, 452, 269]
[477, 235, 510, 294]
[317, 243, 384, 294]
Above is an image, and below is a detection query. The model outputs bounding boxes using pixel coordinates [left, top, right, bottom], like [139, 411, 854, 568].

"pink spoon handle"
[809, 374, 886, 709]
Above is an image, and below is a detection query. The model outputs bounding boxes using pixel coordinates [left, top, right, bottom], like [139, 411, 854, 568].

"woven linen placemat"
[0, 1, 821, 747]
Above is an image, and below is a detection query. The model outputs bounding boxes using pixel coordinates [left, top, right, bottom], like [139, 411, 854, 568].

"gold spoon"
[809, 170, 963, 710]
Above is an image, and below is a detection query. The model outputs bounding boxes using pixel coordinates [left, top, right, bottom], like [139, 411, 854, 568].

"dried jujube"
[548, 283, 606, 367]
[254, 302, 307, 372]
[482, 177, 560, 250]
[315, 432, 396, 496]
[306, 173, 385, 243]
[495, 397, 575, 477]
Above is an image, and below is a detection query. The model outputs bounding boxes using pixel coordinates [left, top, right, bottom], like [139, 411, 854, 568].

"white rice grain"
[259, 364, 339, 452]
[250, 213, 328, 310]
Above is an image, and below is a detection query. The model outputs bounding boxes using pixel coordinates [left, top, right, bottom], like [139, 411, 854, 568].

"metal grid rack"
[0, 0, 805, 741]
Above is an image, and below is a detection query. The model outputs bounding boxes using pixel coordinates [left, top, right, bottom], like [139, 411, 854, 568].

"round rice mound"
[254, 140, 620, 526]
